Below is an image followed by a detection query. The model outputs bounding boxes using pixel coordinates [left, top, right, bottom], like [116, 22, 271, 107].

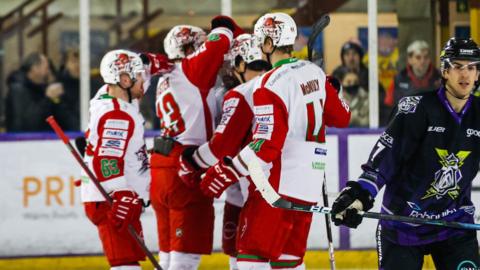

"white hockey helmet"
[254, 12, 297, 47]
[100, 49, 145, 85]
[227, 33, 264, 67]
[164, 25, 206, 60]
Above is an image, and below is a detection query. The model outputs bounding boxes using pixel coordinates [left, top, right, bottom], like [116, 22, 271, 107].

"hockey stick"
[247, 158, 480, 231]
[307, 14, 330, 64]
[322, 173, 335, 270]
[46, 116, 162, 270]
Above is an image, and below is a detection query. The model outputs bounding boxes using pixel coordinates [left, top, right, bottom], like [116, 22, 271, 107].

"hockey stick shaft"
[46, 116, 162, 270]
[247, 158, 480, 231]
[307, 14, 330, 62]
[277, 200, 480, 230]
[322, 174, 335, 270]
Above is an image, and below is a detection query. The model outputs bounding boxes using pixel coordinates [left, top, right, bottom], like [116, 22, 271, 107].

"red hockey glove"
[211, 15, 245, 38]
[178, 146, 205, 188]
[108, 189, 142, 232]
[139, 52, 174, 75]
[200, 157, 242, 198]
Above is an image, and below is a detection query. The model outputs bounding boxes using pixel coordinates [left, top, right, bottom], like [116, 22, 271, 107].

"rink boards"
[0, 128, 479, 257]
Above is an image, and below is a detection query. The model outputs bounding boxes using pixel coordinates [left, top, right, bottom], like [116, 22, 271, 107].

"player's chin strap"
[262, 45, 276, 66]
[444, 86, 471, 100]
[117, 80, 136, 103]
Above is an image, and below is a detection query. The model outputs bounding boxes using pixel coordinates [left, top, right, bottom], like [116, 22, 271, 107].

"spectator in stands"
[6, 52, 66, 131]
[385, 40, 442, 107]
[57, 48, 81, 130]
[337, 67, 369, 127]
[332, 41, 369, 90]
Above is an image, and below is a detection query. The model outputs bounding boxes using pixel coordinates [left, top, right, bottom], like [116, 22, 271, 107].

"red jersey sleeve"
[194, 90, 254, 168]
[182, 27, 233, 92]
[211, 91, 253, 157]
[249, 87, 289, 163]
[323, 80, 351, 127]
[92, 109, 134, 189]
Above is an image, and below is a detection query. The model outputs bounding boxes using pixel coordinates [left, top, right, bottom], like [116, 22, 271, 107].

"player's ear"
[236, 61, 246, 74]
[263, 37, 274, 54]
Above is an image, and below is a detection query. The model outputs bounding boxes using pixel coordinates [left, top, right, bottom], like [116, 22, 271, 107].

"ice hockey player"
[149, 17, 244, 270]
[178, 33, 271, 270]
[200, 12, 351, 269]
[81, 49, 150, 270]
[331, 37, 480, 269]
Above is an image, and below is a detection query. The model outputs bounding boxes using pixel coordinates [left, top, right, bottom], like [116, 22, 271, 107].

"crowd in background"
[3, 34, 477, 132]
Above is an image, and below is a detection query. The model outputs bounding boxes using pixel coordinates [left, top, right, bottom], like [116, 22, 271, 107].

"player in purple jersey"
[331, 37, 480, 270]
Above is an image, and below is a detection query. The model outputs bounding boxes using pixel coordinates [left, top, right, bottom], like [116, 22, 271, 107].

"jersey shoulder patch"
[397, 96, 422, 115]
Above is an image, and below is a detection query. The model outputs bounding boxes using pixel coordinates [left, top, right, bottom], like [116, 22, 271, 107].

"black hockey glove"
[211, 15, 244, 38]
[331, 181, 374, 228]
[326, 75, 342, 94]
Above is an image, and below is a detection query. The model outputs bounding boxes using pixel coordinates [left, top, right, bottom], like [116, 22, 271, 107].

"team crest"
[421, 148, 471, 200]
[397, 96, 422, 115]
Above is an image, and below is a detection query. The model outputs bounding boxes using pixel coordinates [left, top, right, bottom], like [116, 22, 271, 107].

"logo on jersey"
[379, 132, 394, 147]
[101, 139, 125, 149]
[254, 105, 274, 140]
[428, 126, 446, 133]
[254, 105, 273, 115]
[460, 205, 476, 215]
[457, 260, 478, 270]
[466, 128, 480, 138]
[314, 148, 327, 155]
[103, 129, 128, 140]
[135, 144, 150, 174]
[255, 115, 274, 124]
[216, 98, 240, 134]
[105, 119, 129, 130]
[421, 148, 471, 200]
[99, 147, 124, 157]
[406, 201, 458, 220]
[397, 96, 422, 115]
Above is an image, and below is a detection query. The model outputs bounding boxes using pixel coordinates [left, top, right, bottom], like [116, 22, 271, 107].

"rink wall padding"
[1, 128, 479, 258]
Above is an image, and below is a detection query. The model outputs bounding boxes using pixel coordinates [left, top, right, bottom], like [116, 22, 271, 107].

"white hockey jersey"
[154, 27, 233, 146]
[233, 58, 351, 203]
[81, 85, 150, 202]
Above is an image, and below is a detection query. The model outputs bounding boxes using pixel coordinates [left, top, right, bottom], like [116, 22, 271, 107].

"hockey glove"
[108, 189, 142, 232]
[331, 181, 374, 228]
[139, 52, 174, 76]
[211, 15, 244, 38]
[178, 146, 205, 188]
[326, 75, 343, 95]
[200, 157, 242, 198]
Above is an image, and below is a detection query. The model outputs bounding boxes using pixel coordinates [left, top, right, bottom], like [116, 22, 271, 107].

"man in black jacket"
[6, 52, 65, 131]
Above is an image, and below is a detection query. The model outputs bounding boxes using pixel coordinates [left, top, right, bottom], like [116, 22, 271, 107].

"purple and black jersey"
[358, 87, 480, 246]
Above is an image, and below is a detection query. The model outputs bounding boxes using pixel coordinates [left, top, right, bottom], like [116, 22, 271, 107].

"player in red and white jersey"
[81, 50, 150, 270]
[149, 17, 244, 270]
[200, 13, 351, 269]
[178, 33, 271, 270]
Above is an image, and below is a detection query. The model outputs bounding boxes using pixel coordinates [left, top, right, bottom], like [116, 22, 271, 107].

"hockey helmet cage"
[164, 25, 206, 60]
[254, 12, 297, 47]
[100, 49, 145, 85]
